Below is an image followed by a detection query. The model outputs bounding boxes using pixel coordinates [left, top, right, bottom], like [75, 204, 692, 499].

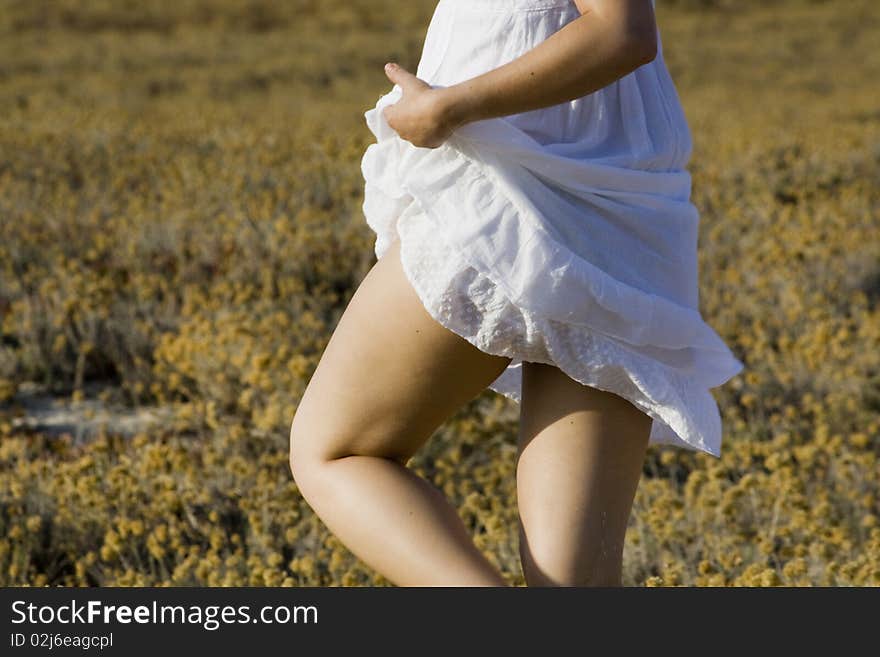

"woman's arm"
[439, 0, 658, 126]
[382, 0, 657, 148]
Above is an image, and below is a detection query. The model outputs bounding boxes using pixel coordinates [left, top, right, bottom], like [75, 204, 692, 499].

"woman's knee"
[288, 408, 410, 494]
[518, 525, 624, 587]
[287, 403, 346, 495]
[520, 546, 622, 587]
[288, 414, 321, 494]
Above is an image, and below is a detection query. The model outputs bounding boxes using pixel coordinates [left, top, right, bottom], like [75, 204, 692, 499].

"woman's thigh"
[516, 361, 653, 585]
[289, 237, 513, 468]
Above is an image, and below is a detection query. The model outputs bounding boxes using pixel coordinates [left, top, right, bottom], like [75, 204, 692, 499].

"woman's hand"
[381, 63, 463, 149]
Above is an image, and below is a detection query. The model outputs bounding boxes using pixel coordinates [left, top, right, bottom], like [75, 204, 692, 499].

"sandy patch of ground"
[2, 381, 173, 442]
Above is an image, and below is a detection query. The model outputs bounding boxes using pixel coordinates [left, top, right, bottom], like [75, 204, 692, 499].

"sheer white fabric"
[360, 0, 744, 456]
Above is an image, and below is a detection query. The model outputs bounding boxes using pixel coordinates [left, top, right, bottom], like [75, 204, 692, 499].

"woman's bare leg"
[516, 362, 652, 586]
[289, 237, 512, 586]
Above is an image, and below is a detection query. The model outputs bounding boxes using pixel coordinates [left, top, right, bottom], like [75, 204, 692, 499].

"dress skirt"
[359, 0, 744, 457]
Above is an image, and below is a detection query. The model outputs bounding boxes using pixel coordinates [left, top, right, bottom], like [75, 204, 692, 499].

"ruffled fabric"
[359, 1, 744, 457]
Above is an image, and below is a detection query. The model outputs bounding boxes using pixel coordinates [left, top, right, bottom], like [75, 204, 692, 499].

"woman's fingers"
[384, 62, 420, 90]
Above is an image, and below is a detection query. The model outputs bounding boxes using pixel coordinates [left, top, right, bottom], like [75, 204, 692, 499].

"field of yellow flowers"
[1, 0, 878, 586]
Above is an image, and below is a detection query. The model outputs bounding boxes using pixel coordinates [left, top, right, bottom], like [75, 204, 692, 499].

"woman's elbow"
[624, 28, 658, 66]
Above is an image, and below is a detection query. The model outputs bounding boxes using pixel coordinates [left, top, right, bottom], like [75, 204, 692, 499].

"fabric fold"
[363, 89, 743, 387]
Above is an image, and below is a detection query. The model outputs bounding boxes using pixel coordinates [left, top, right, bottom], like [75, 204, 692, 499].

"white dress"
[360, 0, 744, 457]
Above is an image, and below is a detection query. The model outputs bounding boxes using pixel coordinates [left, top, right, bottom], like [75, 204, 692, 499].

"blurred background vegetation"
[1, 0, 878, 586]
